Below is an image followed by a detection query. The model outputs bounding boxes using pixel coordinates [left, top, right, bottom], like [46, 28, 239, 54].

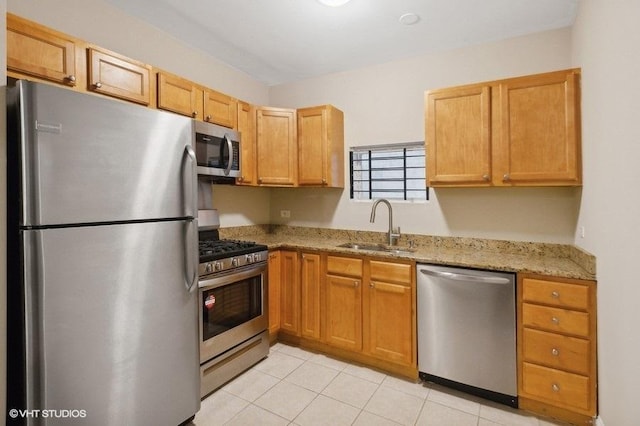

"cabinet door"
[237, 101, 257, 185]
[267, 251, 281, 337]
[300, 253, 321, 340]
[325, 274, 362, 351]
[495, 70, 581, 186]
[297, 106, 327, 186]
[157, 72, 202, 119]
[256, 107, 297, 186]
[280, 251, 300, 335]
[204, 89, 238, 129]
[426, 84, 491, 186]
[366, 280, 413, 365]
[7, 13, 78, 87]
[88, 47, 151, 105]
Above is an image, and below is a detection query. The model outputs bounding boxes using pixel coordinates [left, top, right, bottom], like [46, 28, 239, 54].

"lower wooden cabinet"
[279, 251, 300, 336]
[366, 261, 414, 366]
[517, 274, 597, 425]
[269, 249, 417, 378]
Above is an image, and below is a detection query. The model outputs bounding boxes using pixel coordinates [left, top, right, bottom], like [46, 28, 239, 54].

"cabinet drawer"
[370, 261, 412, 285]
[522, 278, 589, 310]
[522, 328, 590, 375]
[522, 362, 592, 413]
[522, 304, 590, 338]
[327, 256, 363, 278]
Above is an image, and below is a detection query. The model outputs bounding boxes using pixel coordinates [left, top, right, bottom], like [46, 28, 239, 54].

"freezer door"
[14, 81, 196, 227]
[21, 221, 199, 426]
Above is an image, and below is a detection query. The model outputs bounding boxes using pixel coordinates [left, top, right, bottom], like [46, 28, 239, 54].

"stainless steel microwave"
[194, 120, 240, 178]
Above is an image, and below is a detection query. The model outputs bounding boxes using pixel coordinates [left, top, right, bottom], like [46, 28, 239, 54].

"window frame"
[349, 142, 428, 202]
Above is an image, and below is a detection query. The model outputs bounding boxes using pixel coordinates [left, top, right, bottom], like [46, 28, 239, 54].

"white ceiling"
[102, 0, 578, 86]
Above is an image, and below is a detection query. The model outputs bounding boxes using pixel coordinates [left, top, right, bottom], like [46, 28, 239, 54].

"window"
[350, 142, 428, 201]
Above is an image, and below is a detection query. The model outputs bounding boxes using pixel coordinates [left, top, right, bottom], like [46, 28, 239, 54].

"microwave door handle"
[224, 134, 233, 176]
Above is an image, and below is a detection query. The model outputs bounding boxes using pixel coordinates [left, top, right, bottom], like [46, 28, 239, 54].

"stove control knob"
[254, 253, 261, 262]
[232, 258, 239, 267]
[214, 262, 223, 271]
[205, 263, 213, 273]
[245, 254, 254, 263]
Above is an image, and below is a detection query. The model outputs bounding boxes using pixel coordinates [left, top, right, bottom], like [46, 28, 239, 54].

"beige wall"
[572, 1, 640, 425]
[269, 28, 579, 243]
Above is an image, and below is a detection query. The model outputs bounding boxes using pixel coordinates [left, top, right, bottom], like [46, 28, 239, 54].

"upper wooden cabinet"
[204, 89, 237, 129]
[236, 100, 257, 185]
[297, 105, 345, 188]
[157, 72, 203, 119]
[426, 69, 582, 187]
[7, 13, 79, 87]
[88, 47, 151, 105]
[256, 107, 298, 186]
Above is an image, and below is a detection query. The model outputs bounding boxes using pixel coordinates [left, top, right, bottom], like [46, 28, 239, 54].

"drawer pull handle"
[551, 348, 560, 356]
[552, 383, 560, 392]
[551, 291, 560, 298]
[551, 317, 560, 325]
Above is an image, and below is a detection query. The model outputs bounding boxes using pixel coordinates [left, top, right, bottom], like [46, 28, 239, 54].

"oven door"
[198, 262, 267, 363]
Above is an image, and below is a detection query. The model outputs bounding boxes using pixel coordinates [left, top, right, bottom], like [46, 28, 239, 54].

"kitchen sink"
[337, 242, 415, 254]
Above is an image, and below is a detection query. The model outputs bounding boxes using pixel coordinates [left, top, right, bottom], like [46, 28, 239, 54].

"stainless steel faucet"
[369, 199, 401, 246]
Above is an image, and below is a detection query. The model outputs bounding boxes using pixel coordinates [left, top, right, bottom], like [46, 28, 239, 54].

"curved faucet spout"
[370, 199, 400, 245]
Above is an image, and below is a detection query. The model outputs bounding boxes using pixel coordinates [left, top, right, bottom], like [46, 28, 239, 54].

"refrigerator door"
[22, 220, 199, 426]
[15, 81, 196, 227]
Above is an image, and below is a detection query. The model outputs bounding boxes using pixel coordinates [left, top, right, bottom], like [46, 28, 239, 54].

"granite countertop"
[221, 226, 596, 281]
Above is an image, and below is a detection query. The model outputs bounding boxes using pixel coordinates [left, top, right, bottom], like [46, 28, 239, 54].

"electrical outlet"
[280, 210, 291, 218]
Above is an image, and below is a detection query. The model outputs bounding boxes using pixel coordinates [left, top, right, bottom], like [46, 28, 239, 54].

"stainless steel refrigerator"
[6, 81, 200, 425]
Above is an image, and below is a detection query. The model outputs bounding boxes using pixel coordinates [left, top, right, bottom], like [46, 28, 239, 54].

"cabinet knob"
[551, 317, 560, 325]
[66, 75, 76, 85]
[552, 383, 560, 392]
[482, 174, 490, 181]
[192, 111, 198, 118]
[551, 348, 560, 356]
[354, 281, 359, 288]
[503, 173, 511, 182]
[258, 178, 263, 184]
[206, 115, 212, 122]
[322, 178, 327, 185]
[551, 291, 560, 298]
[238, 176, 244, 182]
[370, 282, 375, 288]
[94, 82, 103, 89]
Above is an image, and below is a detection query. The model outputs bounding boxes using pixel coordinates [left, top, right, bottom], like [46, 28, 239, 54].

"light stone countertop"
[220, 225, 596, 281]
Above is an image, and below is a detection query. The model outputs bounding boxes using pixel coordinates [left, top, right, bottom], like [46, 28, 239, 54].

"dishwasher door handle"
[419, 268, 512, 285]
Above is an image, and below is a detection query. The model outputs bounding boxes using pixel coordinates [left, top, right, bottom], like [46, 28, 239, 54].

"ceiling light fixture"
[399, 12, 421, 26]
[317, 0, 352, 7]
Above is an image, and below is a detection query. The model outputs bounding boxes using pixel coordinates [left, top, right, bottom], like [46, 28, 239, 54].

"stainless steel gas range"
[197, 210, 270, 398]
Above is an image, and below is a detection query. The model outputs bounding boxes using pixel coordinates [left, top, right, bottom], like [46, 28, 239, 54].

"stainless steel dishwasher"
[417, 264, 517, 407]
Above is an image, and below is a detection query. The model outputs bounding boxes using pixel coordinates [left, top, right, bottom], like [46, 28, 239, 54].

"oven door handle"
[199, 263, 266, 290]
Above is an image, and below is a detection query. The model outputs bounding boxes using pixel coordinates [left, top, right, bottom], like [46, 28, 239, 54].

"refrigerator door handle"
[183, 144, 198, 293]
[223, 134, 233, 176]
[185, 219, 198, 293]
[420, 268, 511, 285]
[184, 145, 197, 218]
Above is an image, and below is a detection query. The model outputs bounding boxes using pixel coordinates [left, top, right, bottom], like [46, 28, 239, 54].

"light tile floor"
[192, 343, 569, 426]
